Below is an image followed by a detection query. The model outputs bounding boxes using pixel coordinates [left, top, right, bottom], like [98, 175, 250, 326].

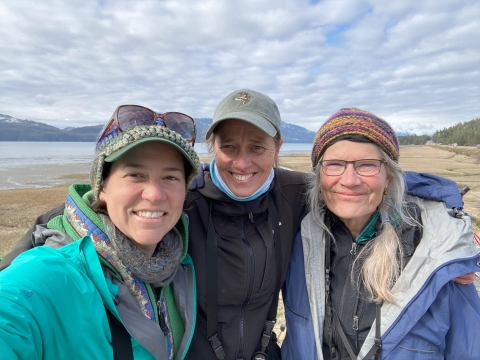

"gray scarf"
[99, 214, 183, 287]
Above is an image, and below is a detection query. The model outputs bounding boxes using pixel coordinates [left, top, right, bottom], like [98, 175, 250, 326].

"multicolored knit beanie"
[311, 108, 399, 167]
[91, 123, 200, 200]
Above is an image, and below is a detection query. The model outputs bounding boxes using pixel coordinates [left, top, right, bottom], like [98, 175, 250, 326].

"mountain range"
[0, 113, 436, 142]
[0, 114, 317, 143]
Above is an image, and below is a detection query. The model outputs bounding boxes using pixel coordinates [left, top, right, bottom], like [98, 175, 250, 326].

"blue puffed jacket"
[282, 173, 480, 360]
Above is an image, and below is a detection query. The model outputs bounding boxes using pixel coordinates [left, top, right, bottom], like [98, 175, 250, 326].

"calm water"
[0, 142, 312, 190]
[0, 141, 312, 168]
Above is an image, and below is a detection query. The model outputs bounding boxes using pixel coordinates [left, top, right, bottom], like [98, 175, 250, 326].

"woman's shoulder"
[1, 237, 96, 286]
[0, 236, 107, 312]
[274, 168, 310, 185]
[408, 196, 478, 264]
[410, 195, 470, 226]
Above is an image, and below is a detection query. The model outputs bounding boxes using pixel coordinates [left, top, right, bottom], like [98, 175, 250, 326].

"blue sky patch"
[326, 24, 350, 45]
[310, 65, 322, 79]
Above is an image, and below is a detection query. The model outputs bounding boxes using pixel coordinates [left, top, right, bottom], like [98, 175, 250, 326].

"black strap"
[105, 307, 134, 360]
[331, 304, 382, 360]
[363, 303, 382, 360]
[257, 198, 283, 354]
[332, 308, 357, 360]
[266, 198, 283, 321]
[206, 202, 225, 359]
[204, 197, 284, 358]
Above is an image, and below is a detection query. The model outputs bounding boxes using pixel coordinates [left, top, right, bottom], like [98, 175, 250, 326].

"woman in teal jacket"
[0, 105, 200, 360]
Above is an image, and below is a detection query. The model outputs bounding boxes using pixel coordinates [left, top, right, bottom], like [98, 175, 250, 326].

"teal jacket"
[0, 184, 196, 360]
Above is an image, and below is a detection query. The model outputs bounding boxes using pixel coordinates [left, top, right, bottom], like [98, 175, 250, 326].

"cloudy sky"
[1, 0, 479, 134]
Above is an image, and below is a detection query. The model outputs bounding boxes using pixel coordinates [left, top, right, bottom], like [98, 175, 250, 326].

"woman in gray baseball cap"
[183, 89, 309, 359]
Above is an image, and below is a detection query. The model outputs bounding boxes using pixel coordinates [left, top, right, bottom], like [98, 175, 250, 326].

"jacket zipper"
[157, 293, 175, 359]
[349, 242, 368, 353]
[350, 242, 357, 256]
[237, 213, 255, 359]
[337, 242, 357, 315]
[352, 315, 359, 349]
[335, 241, 358, 356]
[157, 299, 170, 336]
[349, 243, 360, 350]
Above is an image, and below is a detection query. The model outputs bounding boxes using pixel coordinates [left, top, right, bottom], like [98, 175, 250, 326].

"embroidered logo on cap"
[234, 92, 252, 106]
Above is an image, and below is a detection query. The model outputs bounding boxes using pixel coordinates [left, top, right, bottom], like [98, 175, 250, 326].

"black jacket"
[184, 169, 308, 359]
[322, 205, 422, 359]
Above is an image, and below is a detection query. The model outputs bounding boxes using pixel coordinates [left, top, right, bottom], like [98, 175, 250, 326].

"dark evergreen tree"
[431, 118, 480, 146]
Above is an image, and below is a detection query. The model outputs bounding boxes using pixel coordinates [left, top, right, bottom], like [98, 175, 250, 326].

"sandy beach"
[0, 162, 91, 190]
[1, 146, 479, 299]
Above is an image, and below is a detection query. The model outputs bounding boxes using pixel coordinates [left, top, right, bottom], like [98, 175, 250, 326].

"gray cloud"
[34, 94, 55, 106]
[1, 0, 479, 132]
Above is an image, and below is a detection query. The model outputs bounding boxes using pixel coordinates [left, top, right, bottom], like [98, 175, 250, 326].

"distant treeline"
[397, 117, 480, 146]
[397, 135, 431, 145]
[431, 118, 480, 146]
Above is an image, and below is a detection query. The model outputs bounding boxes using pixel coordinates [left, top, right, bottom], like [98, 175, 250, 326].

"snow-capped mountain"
[392, 122, 437, 136]
[0, 114, 57, 128]
[0, 114, 103, 141]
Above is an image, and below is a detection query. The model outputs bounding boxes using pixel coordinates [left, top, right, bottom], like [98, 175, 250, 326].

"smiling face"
[213, 119, 282, 198]
[99, 141, 186, 256]
[320, 140, 391, 236]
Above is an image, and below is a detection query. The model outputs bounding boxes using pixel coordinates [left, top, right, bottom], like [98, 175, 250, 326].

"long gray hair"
[307, 145, 418, 303]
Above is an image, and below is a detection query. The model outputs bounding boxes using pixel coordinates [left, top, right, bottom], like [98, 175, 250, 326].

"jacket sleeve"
[0, 204, 65, 270]
[387, 281, 480, 359]
[0, 287, 44, 359]
[0, 253, 52, 359]
[444, 282, 480, 359]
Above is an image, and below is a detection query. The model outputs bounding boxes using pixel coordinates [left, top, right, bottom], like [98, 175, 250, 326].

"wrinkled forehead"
[322, 137, 383, 160]
[328, 134, 374, 147]
[214, 119, 273, 141]
[215, 118, 270, 133]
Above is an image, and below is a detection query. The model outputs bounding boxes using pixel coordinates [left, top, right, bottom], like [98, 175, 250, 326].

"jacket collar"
[199, 173, 273, 216]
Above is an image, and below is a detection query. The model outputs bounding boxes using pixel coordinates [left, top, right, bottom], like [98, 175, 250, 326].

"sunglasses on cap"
[99, 105, 197, 146]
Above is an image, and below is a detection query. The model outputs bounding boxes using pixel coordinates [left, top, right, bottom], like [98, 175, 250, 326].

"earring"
[383, 188, 388, 195]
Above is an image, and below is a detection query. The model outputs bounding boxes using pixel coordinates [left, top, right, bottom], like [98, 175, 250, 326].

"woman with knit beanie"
[0, 105, 200, 359]
[282, 108, 480, 359]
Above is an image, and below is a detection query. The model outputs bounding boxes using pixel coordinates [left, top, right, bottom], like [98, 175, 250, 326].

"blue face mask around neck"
[209, 158, 274, 202]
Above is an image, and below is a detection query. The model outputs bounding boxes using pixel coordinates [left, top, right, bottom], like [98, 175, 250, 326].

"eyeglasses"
[320, 159, 385, 176]
[99, 105, 196, 146]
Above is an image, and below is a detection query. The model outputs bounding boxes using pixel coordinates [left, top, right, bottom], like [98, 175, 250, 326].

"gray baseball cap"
[205, 88, 282, 139]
